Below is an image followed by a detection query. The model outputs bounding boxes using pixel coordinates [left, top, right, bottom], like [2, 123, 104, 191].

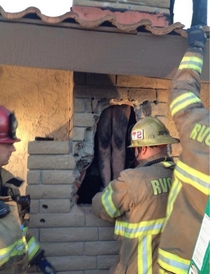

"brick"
[30, 199, 39, 213]
[85, 241, 120, 255]
[171, 142, 182, 157]
[128, 88, 156, 103]
[30, 203, 85, 227]
[27, 185, 74, 199]
[40, 227, 98, 242]
[72, 141, 81, 156]
[53, 256, 96, 271]
[84, 127, 95, 143]
[74, 98, 85, 112]
[41, 242, 84, 256]
[73, 127, 86, 141]
[28, 271, 83, 274]
[28, 155, 76, 170]
[85, 270, 108, 274]
[201, 83, 210, 109]
[28, 228, 39, 242]
[97, 255, 119, 269]
[85, 210, 114, 227]
[74, 86, 128, 100]
[27, 170, 41, 185]
[166, 116, 179, 139]
[42, 170, 76, 184]
[74, 113, 94, 127]
[29, 212, 86, 228]
[117, 75, 170, 89]
[99, 227, 115, 241]
[157, 89, 169, 102]
[28, 141, 70, 154]
[151, 102, 168, 116]
[40, 199, 72, 213]
[85, 98, 100, 114]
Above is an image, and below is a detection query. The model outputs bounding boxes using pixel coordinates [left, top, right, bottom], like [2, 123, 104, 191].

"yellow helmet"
[128, 116, 178, 147]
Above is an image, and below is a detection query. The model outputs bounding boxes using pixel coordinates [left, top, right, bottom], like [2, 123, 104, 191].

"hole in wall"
[42, 205, 48, 209]
[76, 104, 136, 205]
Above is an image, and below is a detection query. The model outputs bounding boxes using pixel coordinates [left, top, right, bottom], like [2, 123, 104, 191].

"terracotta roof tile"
[0, 6, 209, 37]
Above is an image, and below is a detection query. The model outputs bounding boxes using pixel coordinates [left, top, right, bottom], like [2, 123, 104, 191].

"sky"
[0, 0, 209, 28]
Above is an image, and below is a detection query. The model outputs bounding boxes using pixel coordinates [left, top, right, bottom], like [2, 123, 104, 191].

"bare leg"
[111, 105, 131, 179]
[97, 107, 112, 187]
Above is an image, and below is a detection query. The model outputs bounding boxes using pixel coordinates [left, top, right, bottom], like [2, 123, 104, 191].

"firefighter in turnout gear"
[92, 116, 178, 274]
[0, 106, 56, 274]
[157, 26, 209, 274]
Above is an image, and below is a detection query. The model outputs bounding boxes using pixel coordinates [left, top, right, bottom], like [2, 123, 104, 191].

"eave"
[0, 6, 209, 81]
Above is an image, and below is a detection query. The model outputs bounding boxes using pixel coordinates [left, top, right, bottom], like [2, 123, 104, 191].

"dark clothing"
[170, 0, 207, 26]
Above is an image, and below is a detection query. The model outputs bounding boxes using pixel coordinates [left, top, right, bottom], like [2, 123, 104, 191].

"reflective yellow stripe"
[101, 183, 121, 218]
[179, 56, 203, 74]
[0, 237, 27, 267]
[170, 92, 201, 117]
[161, 161, 175, 168]
[175, 160, 210, 195]
[162, 177, 182, 231]
[158, 248, 190, 274]
[138, 235, 153, 274]
[27, 236, 40, 262]
[159, 268, 170, 274]
[115, 218, 165, 238]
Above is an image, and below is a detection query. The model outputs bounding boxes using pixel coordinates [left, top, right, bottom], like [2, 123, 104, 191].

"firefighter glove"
[38, 258, 57, 274]
[187, 25, 207, 49]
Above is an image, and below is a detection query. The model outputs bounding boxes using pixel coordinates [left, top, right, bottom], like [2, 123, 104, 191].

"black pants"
[170, 0, 207, 26]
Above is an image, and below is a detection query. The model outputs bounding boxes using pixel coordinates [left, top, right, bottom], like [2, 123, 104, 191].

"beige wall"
[0, 65, 73, 184]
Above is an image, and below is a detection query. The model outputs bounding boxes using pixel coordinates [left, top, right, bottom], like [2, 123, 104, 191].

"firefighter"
[0, 105, 56, 274]
[92, 116, 178, 274]
[157, 26, 209, 273]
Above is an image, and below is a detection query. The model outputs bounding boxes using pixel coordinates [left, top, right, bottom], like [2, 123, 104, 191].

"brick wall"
[73, 0, 170, 14]
[27, 72, 209, 273]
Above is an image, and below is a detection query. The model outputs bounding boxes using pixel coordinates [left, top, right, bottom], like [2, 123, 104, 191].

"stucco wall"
[0, 65, 73, 188]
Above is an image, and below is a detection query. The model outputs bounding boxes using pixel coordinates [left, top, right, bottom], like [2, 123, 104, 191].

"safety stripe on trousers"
[115, 218, 165, 238]
[27, 236, 40, 262]
[158, 248, 190, 274]
[170, 92, 201, 117]
[101, 183, 121, 218]
[0, 237, 27, 267]
[138, 235, 153, 274]
[179, 55, 203, 74]
[175, 160, 210, 195]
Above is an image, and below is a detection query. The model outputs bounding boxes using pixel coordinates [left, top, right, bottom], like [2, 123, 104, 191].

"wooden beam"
[0, 20, 209, 81]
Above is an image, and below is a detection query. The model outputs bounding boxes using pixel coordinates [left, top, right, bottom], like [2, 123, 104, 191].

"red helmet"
[0, 106, 20, 144]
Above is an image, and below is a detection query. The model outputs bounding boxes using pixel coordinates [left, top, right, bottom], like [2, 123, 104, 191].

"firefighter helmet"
[128, 116, 178, 147]
[0, 106, 20, 144]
